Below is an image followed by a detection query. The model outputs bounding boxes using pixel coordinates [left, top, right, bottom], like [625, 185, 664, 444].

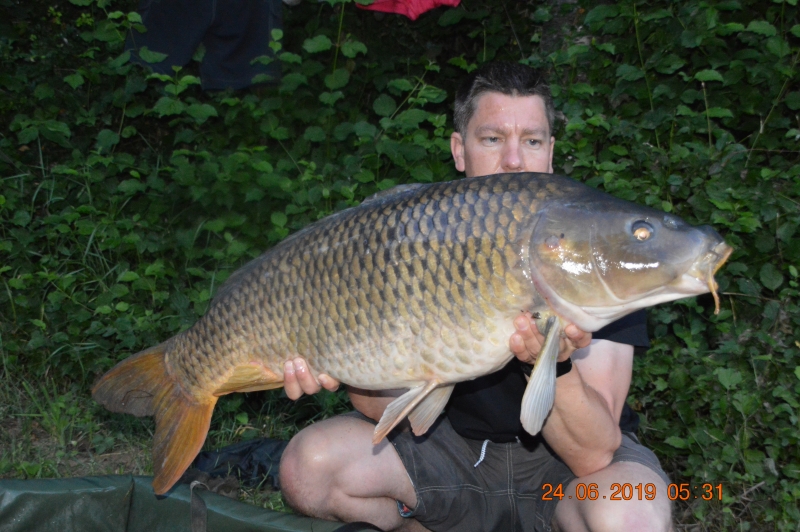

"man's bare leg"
[280, 415, 429, 532]
[553, 461, 673, 532]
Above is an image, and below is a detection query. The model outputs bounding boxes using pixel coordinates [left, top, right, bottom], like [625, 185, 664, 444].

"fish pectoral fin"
[373, 380, 442, 444]
[520, 316, 561, 436]
[213, 364, 283, 396]
[407, 384, 454, 437]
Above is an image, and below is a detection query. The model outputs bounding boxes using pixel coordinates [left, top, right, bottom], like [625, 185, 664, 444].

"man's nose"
[501, 141, 523, 171]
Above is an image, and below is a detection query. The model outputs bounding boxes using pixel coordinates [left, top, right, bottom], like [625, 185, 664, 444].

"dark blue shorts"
[127, 0, 282, 89]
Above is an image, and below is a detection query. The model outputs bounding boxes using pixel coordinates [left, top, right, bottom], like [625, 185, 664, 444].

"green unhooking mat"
[0, 475, 381, 532]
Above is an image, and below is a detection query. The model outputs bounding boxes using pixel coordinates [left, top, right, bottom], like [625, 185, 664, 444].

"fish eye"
[632, 221, 654, 241]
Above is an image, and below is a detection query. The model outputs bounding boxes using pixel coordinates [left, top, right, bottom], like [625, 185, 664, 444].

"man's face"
[451, 92, 554, 178]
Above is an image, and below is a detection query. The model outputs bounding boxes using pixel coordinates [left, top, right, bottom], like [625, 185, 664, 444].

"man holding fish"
[279, 63, 674, 531]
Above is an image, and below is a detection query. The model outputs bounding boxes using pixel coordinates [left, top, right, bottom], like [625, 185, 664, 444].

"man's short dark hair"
[453, 62, 554, 137]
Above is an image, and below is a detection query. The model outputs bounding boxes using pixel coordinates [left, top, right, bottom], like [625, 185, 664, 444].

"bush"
[1, 0, 798, 528]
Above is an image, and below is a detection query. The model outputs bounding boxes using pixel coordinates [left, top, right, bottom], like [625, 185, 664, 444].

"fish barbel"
[93, 172, 732, 494]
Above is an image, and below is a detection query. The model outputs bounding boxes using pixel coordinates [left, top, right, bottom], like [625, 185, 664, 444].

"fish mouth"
[706, 241, 733, 314]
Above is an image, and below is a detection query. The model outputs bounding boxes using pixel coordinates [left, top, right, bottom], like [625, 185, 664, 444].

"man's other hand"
[509, 312, 592, 364]
[284, 358, 340, 400]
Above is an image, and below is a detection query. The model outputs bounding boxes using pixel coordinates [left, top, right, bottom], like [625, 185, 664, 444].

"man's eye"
[526, 139, 541, 147]
[484, 137, 499, 143]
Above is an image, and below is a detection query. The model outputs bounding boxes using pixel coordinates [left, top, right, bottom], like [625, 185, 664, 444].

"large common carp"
[93, 172, 732, 495]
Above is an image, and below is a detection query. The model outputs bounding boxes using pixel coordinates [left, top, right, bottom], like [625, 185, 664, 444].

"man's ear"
[451, 132, 466, 172]
[548, 136, 555, 174]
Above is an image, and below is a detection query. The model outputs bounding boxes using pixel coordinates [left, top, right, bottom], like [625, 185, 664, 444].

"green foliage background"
[1, 0, 799, 528]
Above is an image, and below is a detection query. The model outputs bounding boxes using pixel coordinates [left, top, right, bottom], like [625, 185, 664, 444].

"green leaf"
[17, 127, 39, 144]
[118, 179, 146, 194]
[152, 97, 185, 116]
[95, 129, 120, 152]
[34, 84, 54, 100]
[760, 263, 783, 291]
[745, 20, 777, 36]
[279, 73, 307, 92]
[706, 107, 733, 118]
[186, 103, 218, 125]
[251, 160, 274, 173]
[271, 212, 287, 228]
[438, 7, 465, 26]
[354, 121, 377, 138]
[695, 69, 723, 82]
[681, 30, 703, 48]
[716, 22, 745, 35]
[12, 210, 31, 227]
[303, 126, 326, 142]
[388, 78, 414, 92]
[341, 40, 367, 58]
[791, 24, 800, 37]
[785, 92, 800, 110]
[109, 51, 131, 69]
[319, 91, 344, 106]
[795, 366, 800, 381]
[279, 52, 301, 64]
[715, 368, 742, 390]
[584, 4, 619, 25]
[64, 73, 85, 89]
[373, 94, 397, 117]
[665, 436, 688, 449]
[138, 46, 168, 64]
[303, 35, 332, 53]
[616, 64, 644, 81]
[324, 68, 350, 90]
[766, 36, 790, 57]
[593, 41, 616, 54]
[118, 271, 140, 282]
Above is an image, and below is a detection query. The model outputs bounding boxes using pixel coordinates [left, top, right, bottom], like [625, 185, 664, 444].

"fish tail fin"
[92, 343, 171, 417]
[92, 343, 216, 495]
[520, 317, 561, 436]
[151, 387, 216, 495]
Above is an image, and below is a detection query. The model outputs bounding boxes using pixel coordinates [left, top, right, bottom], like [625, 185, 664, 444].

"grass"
[0, 355, 354, 513]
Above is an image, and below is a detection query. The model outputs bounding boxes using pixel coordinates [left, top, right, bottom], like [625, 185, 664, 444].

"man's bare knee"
[280, 424, 338, 516]
[555, 462, 672, 532]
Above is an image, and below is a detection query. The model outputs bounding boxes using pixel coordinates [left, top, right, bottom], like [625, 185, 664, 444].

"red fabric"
[356, 0, 461, 21]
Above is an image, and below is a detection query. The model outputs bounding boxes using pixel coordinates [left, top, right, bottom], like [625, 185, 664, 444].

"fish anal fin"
[520, 317, 561, 436]
[407, 384, 454, 437]
[151, 386, 217, 495]
[373, 380, 441, 444]
[213, 363, 283, 396]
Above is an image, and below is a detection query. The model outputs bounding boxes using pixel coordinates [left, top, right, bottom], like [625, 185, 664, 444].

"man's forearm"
[541, 365, 622, 478]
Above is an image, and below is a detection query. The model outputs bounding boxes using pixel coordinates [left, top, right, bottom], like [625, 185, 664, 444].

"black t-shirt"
[446, 310, 649, 442]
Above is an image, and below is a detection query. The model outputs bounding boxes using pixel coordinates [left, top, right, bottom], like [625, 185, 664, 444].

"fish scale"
[93, 172, 731, 495]
[181, 176, 522, 393]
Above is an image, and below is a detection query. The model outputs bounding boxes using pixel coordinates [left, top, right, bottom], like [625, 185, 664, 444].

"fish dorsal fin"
[520, 316, 561, 435]
[372, 380, 441, 443]
[361, 183, 426, 206]
[407, 384, 454, 436]
[213, 363, 283, 396]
